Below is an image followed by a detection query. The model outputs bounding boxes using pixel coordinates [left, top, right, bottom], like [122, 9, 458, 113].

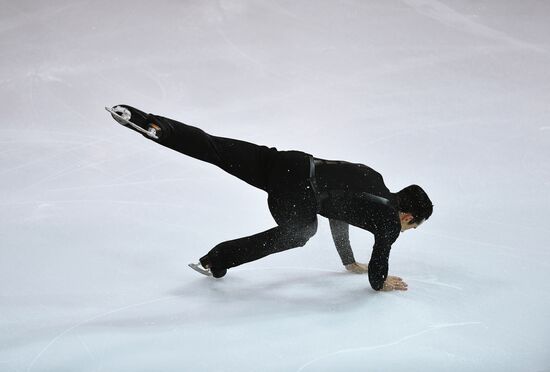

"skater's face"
[399, 212, 420, 232]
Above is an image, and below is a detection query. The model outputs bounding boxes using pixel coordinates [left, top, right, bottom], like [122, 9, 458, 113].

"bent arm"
[328, 219, 355, 266]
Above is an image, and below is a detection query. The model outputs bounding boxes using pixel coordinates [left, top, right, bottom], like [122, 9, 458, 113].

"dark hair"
[397, 185, 433, 224]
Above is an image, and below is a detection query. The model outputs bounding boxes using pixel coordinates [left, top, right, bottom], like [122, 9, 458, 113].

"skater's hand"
[345, 262, 369, 274]
[381, 276, 408, 291]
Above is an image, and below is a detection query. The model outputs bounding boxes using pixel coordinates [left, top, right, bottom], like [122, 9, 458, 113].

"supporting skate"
[105, 105, 160, 139]
[188, 263, 213, 277]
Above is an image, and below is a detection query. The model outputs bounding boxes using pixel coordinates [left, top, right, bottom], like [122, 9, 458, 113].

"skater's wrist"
[345, 262, 368, 274]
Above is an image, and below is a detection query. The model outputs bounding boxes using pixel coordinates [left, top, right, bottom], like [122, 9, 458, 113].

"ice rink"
[1, 0, 549, 371]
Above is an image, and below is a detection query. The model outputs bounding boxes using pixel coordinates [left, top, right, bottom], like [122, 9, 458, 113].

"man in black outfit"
[108, 105, 433, 292]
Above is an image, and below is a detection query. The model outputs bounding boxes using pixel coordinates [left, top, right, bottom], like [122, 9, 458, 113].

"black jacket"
[312, 157, 401, 290]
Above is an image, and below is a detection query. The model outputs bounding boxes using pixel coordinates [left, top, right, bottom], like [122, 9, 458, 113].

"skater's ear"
[399, 212, 414, 224]
[398, 212, 421, 232]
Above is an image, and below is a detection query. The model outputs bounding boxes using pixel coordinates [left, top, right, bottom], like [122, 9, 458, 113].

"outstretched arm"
[329, 219, 369, 273]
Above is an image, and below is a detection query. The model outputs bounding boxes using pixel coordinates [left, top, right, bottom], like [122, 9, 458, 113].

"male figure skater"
[107, 105, 433, 292]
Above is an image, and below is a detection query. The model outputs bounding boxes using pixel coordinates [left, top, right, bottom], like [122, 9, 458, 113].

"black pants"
[148, 112, 319, 271]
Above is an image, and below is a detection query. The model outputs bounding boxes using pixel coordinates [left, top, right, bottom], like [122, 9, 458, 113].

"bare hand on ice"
[381, 276, 408, 291]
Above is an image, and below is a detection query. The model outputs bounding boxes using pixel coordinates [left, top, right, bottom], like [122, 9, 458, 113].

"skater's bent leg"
[200, 187, 319, 276]
[202, 220, 318, 272]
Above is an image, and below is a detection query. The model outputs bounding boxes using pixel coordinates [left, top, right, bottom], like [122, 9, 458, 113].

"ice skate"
[189, 256, 227, 278]
[105, 104, 161, 139]
[188, 263, 213, 277]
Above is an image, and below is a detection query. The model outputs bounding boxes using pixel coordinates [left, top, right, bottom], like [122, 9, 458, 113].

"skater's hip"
[265, 150, 328, 213]
[267, 150, 313, 192]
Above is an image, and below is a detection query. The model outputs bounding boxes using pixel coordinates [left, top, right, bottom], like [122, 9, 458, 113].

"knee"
[286, 220, 318, 247]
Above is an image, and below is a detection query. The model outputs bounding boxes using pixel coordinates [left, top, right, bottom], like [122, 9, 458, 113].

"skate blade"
[105, 106, 159, 140]
[188, 263, 213, 277]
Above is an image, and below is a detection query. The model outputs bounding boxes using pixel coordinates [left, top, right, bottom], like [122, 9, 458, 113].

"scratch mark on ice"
[407, 277, 463, 290]
[27, 295, 175, 372]
[296, 321, 484, 372]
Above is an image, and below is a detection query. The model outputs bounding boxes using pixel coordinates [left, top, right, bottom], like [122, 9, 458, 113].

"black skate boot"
[106, 104, 162, 139]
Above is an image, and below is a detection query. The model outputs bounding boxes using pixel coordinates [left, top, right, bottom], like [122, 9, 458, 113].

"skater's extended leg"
[108, 104, 277, 192]
[153, 113, 277, 191]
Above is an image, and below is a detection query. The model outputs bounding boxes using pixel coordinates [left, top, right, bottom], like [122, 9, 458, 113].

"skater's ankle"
[199, 255, 211, 269]
[147, 123, 162, 139]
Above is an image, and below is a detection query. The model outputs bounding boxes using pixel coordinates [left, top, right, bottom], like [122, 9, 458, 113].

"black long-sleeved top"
[313, 157, 401, 290]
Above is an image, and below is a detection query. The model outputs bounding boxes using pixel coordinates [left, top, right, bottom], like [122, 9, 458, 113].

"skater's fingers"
[387, 276, 403, 282]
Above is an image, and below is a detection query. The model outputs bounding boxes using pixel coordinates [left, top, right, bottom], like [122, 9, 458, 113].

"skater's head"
[396, 185, 433, 232]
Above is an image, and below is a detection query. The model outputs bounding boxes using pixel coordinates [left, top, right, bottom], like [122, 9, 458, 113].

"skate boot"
[106, 104, 162, 139]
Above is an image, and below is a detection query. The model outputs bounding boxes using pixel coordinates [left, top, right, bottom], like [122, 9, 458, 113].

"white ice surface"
[1, 0, 549, 371]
